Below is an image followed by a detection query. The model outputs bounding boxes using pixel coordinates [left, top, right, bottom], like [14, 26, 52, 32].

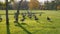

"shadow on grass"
[6, 24, 10, 34]
[15, 22, 32, 34]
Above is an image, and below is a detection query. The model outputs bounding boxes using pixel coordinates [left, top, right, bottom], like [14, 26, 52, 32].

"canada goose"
[0, 15, 2, 22]
[47, 16, 52, 22]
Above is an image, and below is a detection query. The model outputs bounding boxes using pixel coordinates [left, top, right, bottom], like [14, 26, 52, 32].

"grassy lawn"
[0, 10, 60, 34]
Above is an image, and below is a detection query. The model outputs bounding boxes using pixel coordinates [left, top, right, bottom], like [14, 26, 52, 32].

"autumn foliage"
[28, 0, 39, 10]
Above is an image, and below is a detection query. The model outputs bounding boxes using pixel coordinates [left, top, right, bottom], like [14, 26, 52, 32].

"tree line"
[0, 0, 60, 10]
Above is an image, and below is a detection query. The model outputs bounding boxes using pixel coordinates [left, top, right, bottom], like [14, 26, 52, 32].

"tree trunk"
[16, 0, 23, 23]
[6, 0, 10, 34]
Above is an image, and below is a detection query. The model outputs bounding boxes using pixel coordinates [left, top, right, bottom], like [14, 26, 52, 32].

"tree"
[28, 0, 40, 10]
[5, 0, 10, 34]
[0, 2, 6, 10]
[21, 0, 29, 10]
[44, 0, 51, 10]
[44, 0, 57, 10]
[0, 2, 3, 9]
[54, 0, 60, 10]
[51, 1, 56, 10]
[10, 0, 17, 9]
[16, 0, 23, 23]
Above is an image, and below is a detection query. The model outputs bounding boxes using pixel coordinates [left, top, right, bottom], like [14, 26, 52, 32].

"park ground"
[0, 10, 60, 34]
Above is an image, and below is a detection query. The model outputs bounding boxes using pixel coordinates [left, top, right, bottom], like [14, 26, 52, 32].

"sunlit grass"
[0, 10, 60, 34]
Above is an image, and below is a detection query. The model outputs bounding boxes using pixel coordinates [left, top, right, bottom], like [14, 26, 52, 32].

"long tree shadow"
[15, 22, 32, 34]
[6, 23, 10, 34]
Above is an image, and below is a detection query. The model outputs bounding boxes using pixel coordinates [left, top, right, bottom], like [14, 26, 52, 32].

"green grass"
[0, 10, 60, 34]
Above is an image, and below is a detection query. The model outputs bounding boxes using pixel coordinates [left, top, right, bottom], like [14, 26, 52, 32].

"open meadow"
[0, 10, 60, 34]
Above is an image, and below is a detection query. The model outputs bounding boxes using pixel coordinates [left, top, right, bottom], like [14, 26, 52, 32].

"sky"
[0, 0, 53, 3]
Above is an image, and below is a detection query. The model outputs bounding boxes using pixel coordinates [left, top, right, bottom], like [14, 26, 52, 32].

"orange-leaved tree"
[28, 0, 40, 10]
